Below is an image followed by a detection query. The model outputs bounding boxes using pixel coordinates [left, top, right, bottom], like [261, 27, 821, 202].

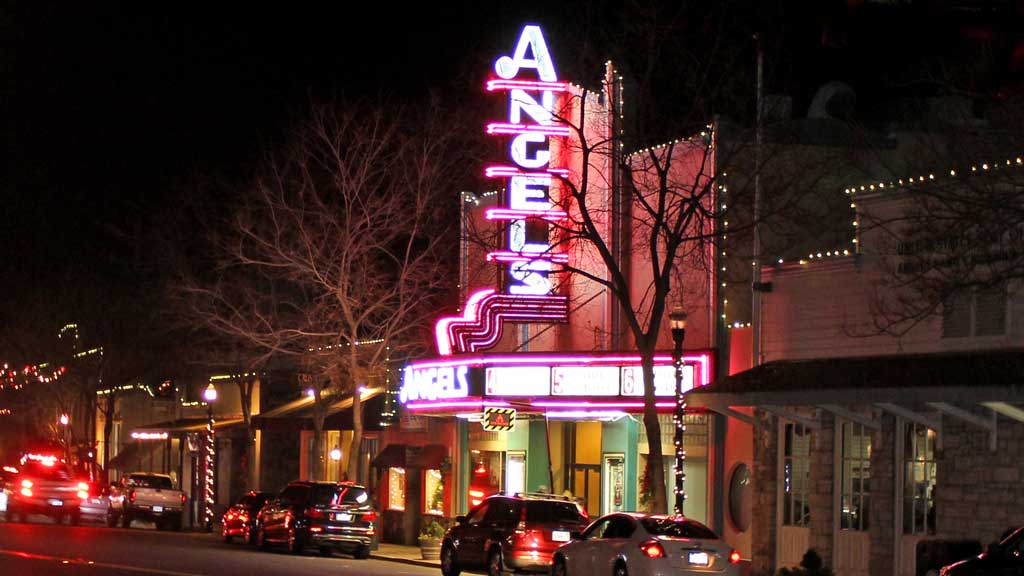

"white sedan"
[550, 513, 743, 576]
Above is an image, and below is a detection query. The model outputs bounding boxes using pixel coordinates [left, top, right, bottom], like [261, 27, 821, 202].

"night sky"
[2, 1, 1020, 358]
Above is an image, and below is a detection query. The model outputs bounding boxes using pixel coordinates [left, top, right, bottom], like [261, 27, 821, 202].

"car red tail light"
[20, 488, 32, 497]
[639, 539, 665, 559]
[305, 507, 325, 519]
[128, 489, 135, 503]
[730, 551, 742, 564]
[21, 479, 32, 489]
[361, 511, 377, 523]
[180, 493, 187, 504]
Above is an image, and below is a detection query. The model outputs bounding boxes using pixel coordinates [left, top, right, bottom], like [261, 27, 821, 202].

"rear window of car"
[524, 500, 587, 524]
[126, 475, 173, 489]
[640, 517, 718, 539]
[309, 484, 369, 507]
[21, 461, 73, 481]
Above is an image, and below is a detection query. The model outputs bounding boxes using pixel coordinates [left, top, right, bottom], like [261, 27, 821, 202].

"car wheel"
[256, 525, 270, 550]
[106, 510, 118, 528]
[318, 547, 332, 557]
[69, 511, 80, 526]
[613, 562, 628, 576]
[223, 532, 233, 543]
[440, 544, 461, 576]
[488, 547, 506, 576]
[551, 556, 568, 576]
[170, 516, 182, 531]
[121, 512, 132, 529]
[353, 545, 370, 560]
[287, 528, 304, 555]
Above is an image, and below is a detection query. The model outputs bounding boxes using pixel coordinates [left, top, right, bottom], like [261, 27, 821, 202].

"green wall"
[525, 420, 551, 492]
[601, 416, 639, 512]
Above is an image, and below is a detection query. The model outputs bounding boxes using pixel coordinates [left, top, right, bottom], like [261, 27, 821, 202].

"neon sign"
[399, 365, 470, 403]
[434, 24, 570, 356]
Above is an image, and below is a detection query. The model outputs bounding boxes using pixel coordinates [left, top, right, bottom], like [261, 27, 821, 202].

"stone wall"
[809, 411, 835, 567]
[752, 409, 779, 575]
[937, 411, 1024, 546]
[869, 414, 896, 576]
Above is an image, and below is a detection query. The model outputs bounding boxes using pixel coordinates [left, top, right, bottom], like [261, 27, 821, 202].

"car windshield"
[309, 484, 369, 507]
[20, 461, 72, 481]
[126, 475, 173, 489]
[641, 517, 719, 539]
[524, 500, 587, 523]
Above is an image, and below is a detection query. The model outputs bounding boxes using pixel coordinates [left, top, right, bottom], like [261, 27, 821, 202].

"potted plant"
[419, 520, 445, 560]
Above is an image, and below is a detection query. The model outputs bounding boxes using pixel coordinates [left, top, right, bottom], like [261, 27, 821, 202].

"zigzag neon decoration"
[436, 289, 569, 356]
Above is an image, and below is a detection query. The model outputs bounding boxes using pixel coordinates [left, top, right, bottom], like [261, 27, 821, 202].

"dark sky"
[2, 0, 1020, 354]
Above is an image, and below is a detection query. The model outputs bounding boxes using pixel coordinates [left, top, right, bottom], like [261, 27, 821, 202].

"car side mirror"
[455, 515, 467, 525]
[570, 531, 582, 540]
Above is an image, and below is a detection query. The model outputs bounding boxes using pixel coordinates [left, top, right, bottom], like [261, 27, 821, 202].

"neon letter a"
[494, 25, 557, 81]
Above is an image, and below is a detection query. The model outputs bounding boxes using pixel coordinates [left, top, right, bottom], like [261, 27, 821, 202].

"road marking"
[0, 547, 207, 576]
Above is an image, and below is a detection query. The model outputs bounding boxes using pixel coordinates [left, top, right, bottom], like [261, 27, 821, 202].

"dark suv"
[255, 480, 376, 559]
[441, 493, 589, 576]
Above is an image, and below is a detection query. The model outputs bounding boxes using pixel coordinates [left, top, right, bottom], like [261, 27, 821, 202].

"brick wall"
[937, 412, 1024, 546]
[752, 409, 778, 575]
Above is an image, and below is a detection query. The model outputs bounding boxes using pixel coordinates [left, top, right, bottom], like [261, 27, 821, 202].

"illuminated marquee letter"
[510, 135, 550, 169]
[509, 175, 551, 210]
[494, 25, 557, 81]
[510, 89, 554, 125]
[510, 260, 552, 295]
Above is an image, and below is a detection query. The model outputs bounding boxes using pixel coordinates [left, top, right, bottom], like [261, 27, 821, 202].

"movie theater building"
[373, 24, 730, 543]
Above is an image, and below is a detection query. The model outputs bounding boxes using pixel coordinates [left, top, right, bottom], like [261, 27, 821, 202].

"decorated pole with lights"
[202, 382, 218, 532]
[669, 307, 687, 516]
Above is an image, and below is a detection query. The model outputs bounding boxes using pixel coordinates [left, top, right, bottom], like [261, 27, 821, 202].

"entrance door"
[506, 451, 526, 496]
[602, 454, 626, 514]
[572, 464, 601, 517]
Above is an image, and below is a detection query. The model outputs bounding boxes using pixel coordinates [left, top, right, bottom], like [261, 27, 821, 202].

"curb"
[370, 554, 440, 569]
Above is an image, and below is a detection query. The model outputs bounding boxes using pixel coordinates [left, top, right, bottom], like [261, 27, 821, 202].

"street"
[0, 516, 442, 576]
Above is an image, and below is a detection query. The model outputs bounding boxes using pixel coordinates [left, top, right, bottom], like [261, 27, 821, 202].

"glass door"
[602, 454, 626, 514]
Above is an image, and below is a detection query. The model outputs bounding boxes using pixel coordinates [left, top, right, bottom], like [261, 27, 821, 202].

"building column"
[870, 414, 896, 576]
[752, 409, 779, 575]
[809, 411, 836, 567]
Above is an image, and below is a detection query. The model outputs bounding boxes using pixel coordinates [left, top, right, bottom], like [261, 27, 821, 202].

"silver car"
[551, 513, 742, 576]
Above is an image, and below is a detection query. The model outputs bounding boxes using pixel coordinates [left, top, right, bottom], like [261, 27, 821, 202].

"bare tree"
[179, 99, 463, 482]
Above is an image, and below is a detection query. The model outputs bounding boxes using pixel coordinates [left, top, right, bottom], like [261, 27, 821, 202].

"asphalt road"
[0, 515, 442, 576]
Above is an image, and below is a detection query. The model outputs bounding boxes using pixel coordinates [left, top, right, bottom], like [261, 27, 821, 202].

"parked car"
[107, 472, 186, 530]
[940, 527, 1024, 576]
[77, 479, 110, 523]
[549, 513, 743, 576]
[440, 492, 589, 576]
[255, 480, 376, 558]
[2, 456, 87, 525]
[223, 491, 273, 544]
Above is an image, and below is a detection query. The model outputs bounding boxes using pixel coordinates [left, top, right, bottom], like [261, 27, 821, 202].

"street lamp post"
[202, 383, 218, 532]
[669, 307, 688, 517]
[59, 413, 70, 463]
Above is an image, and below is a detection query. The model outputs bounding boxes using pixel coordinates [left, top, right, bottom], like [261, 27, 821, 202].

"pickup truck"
[107, 472, 186, 530]
[2, 457, 88, 524]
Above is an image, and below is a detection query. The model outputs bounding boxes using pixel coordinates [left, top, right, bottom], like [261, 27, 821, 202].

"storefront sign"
[433, 24, 570, 356]
[485, 366, 550, 396]
[551, 366, 620, 396]
[483, 407, 517, 432]
[620, 365, 695, 397]
[399, 365, 470, 403]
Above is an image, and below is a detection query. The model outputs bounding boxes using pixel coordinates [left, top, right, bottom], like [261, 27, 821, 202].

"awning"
[410, 444, 448, 469]
[107, 441, 160, 471]
[132, 417, 244, 437]
[253, 389, 385, 432]
[370, 444, 408, 468]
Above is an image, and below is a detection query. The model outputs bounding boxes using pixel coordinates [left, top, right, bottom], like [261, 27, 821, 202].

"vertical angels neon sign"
[434, 24, 569, 356]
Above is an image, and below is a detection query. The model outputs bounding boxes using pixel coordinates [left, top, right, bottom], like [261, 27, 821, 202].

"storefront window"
[506, 452, 526, 497]
[424, 469, 444, 515]
[841, 421, 872, 531]
[388, 467, 406, 511]
[903, 423, 936, 535]
[783, 422, 811, 526]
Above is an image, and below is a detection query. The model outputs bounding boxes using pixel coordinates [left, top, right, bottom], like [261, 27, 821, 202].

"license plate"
[334, 513, 352, 522]
[688, 551, 709, 566]
[153, 506, 164, 513]
[49, 499, 64, 507]
[552, 530, 570, 542]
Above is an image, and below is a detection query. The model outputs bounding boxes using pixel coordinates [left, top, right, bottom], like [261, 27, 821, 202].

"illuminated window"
[783, 423, 811, 527]
[903, 423, 936, 535]
[388, 467, 406, 511]
[424, 469, 444, 515]
[841, 422, 872, 531]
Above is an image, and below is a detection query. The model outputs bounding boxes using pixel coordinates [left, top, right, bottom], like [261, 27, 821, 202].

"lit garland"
[1, 363, 68, 390]
[204, 416, 216, 529]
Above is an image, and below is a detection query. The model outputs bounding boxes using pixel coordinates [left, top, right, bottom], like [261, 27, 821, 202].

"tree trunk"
[101, 395, 116, 483]
[346, 391, 363, 483]
[312, 389, 326, 480]
[640, 347, 668, 513]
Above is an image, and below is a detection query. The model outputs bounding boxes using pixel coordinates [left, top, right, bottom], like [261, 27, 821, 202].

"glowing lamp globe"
[330, 448, 342, 461]
[203, 383, 218, 403]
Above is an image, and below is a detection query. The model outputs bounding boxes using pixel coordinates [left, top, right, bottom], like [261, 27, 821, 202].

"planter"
[419, 537, 442, 560]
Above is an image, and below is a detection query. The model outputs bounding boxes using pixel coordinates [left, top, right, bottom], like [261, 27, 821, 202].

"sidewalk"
[372, 542, 440, 569]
